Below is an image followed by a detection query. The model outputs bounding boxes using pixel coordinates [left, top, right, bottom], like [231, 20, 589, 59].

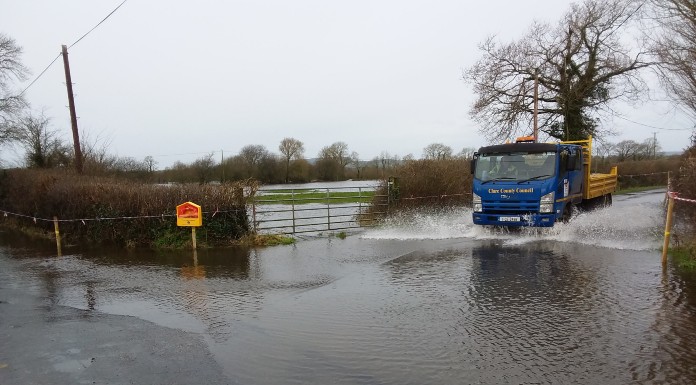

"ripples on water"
[3, 190, 696, 384]
[364, 192, 664, 251]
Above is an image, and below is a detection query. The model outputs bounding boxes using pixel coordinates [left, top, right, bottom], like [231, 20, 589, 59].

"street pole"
[61, 45, 84, 174]
[533, 70, 539, 143]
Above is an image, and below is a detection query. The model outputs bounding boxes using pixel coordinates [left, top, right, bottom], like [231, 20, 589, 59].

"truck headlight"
[539, 191, 554, 213]
[473, 193, 482, 212]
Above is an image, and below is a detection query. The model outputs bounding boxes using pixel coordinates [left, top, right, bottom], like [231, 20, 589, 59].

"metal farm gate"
[250, 184, 390, 235]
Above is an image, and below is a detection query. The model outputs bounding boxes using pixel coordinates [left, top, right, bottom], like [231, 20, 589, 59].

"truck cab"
[471, 142, 588, 227]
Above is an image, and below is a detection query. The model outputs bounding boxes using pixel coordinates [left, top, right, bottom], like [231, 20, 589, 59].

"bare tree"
[144, 155, 158, 172]
[15, 112, 69, 168]
[79, 128, 116, 173]
[0, 34, 29, 145]
[239, 144, 269, 178]
[192, 152, 216, 185]
[350, 151, 365, 180]
[466, 0, 650, 142]
[278, 137, 304, 183]
[458, 147, 478, 159]
[649, 0, 696, 119]
[423, 143, 453, 160]
[614, 139, 642, 161]
[319, 142, 351, 179]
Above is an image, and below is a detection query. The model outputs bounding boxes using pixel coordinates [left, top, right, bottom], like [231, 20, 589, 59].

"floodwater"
[2, 189, 696, 384]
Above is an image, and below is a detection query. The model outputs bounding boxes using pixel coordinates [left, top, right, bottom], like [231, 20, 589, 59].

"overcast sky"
[2, 0, 692, 168]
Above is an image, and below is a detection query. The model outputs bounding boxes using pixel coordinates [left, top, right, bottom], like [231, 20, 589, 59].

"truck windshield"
[474, 152, 556, 182]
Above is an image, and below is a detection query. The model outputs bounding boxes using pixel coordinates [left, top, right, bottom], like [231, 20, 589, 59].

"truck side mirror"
[470, 159, 475, 174]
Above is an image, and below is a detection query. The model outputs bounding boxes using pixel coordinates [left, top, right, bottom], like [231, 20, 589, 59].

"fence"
[250, 185, 390, 235]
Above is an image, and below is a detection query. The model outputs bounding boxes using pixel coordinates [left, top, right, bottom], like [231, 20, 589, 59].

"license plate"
[498, 216, 521, 222]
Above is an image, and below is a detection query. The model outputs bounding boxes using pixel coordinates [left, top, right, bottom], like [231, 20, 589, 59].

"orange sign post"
[176, 202, 202, 249]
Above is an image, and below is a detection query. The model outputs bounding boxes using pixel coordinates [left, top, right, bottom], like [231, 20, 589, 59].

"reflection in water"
[3, 221, 696, 384]
[641, 266, 696, 382]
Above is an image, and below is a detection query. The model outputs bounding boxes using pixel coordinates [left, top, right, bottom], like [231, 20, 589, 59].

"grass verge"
[236, 233, 296, 247]
[671, 246, 696, 269]
[255, 191, 375, 205]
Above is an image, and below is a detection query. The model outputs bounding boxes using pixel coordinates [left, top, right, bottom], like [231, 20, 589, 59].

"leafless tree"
[349, 151, 365, 180]
[278, 137, 304, 183]
[0, 34, 29, 145]
[192, 152, 216, 185]
[466, 0, 650, 143]
[15, 112, 70, 168]
[239, 144, 269, 178]
[648, 0, 696, 119]
[458, 147, 478, 159]
[144, 155, 158, 173]
[318, 142, 351, 179]
[80, 128, 116, 173]
[423, 143, 453, 160]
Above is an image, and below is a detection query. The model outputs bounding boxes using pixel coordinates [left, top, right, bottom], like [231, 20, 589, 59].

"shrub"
[613, 157, 679, 190]
[369, 158, 472, 211]
[0, 169, 253, 248]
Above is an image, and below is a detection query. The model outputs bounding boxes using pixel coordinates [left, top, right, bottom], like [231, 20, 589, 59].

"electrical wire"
[18, 53, 61, 97]
[611, 112, 692, 131]
[68, 0, 128, 49]
[16, 0, 128, 96]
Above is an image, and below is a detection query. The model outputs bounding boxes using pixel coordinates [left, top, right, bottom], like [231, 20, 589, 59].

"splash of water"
[362, 197, 664, 251]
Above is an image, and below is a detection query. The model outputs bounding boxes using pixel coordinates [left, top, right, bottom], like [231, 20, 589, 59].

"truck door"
[559, 147, 583, 201]
[569, 148, 583, 198]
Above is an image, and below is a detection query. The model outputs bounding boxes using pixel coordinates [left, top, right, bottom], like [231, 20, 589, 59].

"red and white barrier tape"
[619, 171, 670, 178]
[668, 191, 696, 204]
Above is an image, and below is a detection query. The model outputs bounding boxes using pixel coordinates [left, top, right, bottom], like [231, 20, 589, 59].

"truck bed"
[586, 166, 618, 200]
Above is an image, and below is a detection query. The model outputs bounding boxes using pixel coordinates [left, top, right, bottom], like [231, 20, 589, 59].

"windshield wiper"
[481, 177, 516, 185]
[516, 174, 552, 184]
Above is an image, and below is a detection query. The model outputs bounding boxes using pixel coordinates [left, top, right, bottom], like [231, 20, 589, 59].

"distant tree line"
[3, 0, 696, 182]
[157, 141, 480, 185]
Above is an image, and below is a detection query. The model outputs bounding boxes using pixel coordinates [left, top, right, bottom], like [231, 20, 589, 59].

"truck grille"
[482, 199, 538, 214]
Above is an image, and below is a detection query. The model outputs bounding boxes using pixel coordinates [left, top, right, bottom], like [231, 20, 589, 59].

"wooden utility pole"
[533, 70, 539, 142]
[61, 45, 84, 174]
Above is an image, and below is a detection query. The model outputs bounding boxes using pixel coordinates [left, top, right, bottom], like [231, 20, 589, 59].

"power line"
[17, 0, 128, 96]
[18, 53, 61, 97]
[68, 0, 128, 49]
[611, 111, 692, 131]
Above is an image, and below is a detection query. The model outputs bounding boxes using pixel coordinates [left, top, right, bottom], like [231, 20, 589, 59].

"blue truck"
[470, 136, 617, 227]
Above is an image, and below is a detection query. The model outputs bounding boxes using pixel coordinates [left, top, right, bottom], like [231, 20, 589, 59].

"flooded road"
[2, 189, 696, 384]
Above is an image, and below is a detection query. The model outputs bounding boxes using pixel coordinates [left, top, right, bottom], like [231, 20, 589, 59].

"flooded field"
[2, 189, 695, 384]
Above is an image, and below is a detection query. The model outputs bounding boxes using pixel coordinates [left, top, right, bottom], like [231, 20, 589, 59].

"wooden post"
[252, 199, 257, 233]
[61, 45, 84, 174]
[662, 193, 675, 266]
[192, 227, 197, 250]
[533, 70, 539, 142]
[53, 216, 62, 256]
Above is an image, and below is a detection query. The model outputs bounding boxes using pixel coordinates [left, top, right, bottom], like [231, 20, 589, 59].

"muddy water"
[2, 189, 696, 384]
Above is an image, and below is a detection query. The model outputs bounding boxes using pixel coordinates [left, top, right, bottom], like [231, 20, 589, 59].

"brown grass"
[0, 169, 254, 248]
[369, 158, 472, 212]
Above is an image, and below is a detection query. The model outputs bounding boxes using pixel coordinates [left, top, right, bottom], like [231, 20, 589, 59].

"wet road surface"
[2, 189, 696, 384]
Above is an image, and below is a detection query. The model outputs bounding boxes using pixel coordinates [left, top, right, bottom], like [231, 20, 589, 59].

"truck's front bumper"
[472, 212, 556, 227]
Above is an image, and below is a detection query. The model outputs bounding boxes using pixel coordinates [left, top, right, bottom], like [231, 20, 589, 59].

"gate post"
[326, 188, 331, 230]
[291, 190, 296, 234]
